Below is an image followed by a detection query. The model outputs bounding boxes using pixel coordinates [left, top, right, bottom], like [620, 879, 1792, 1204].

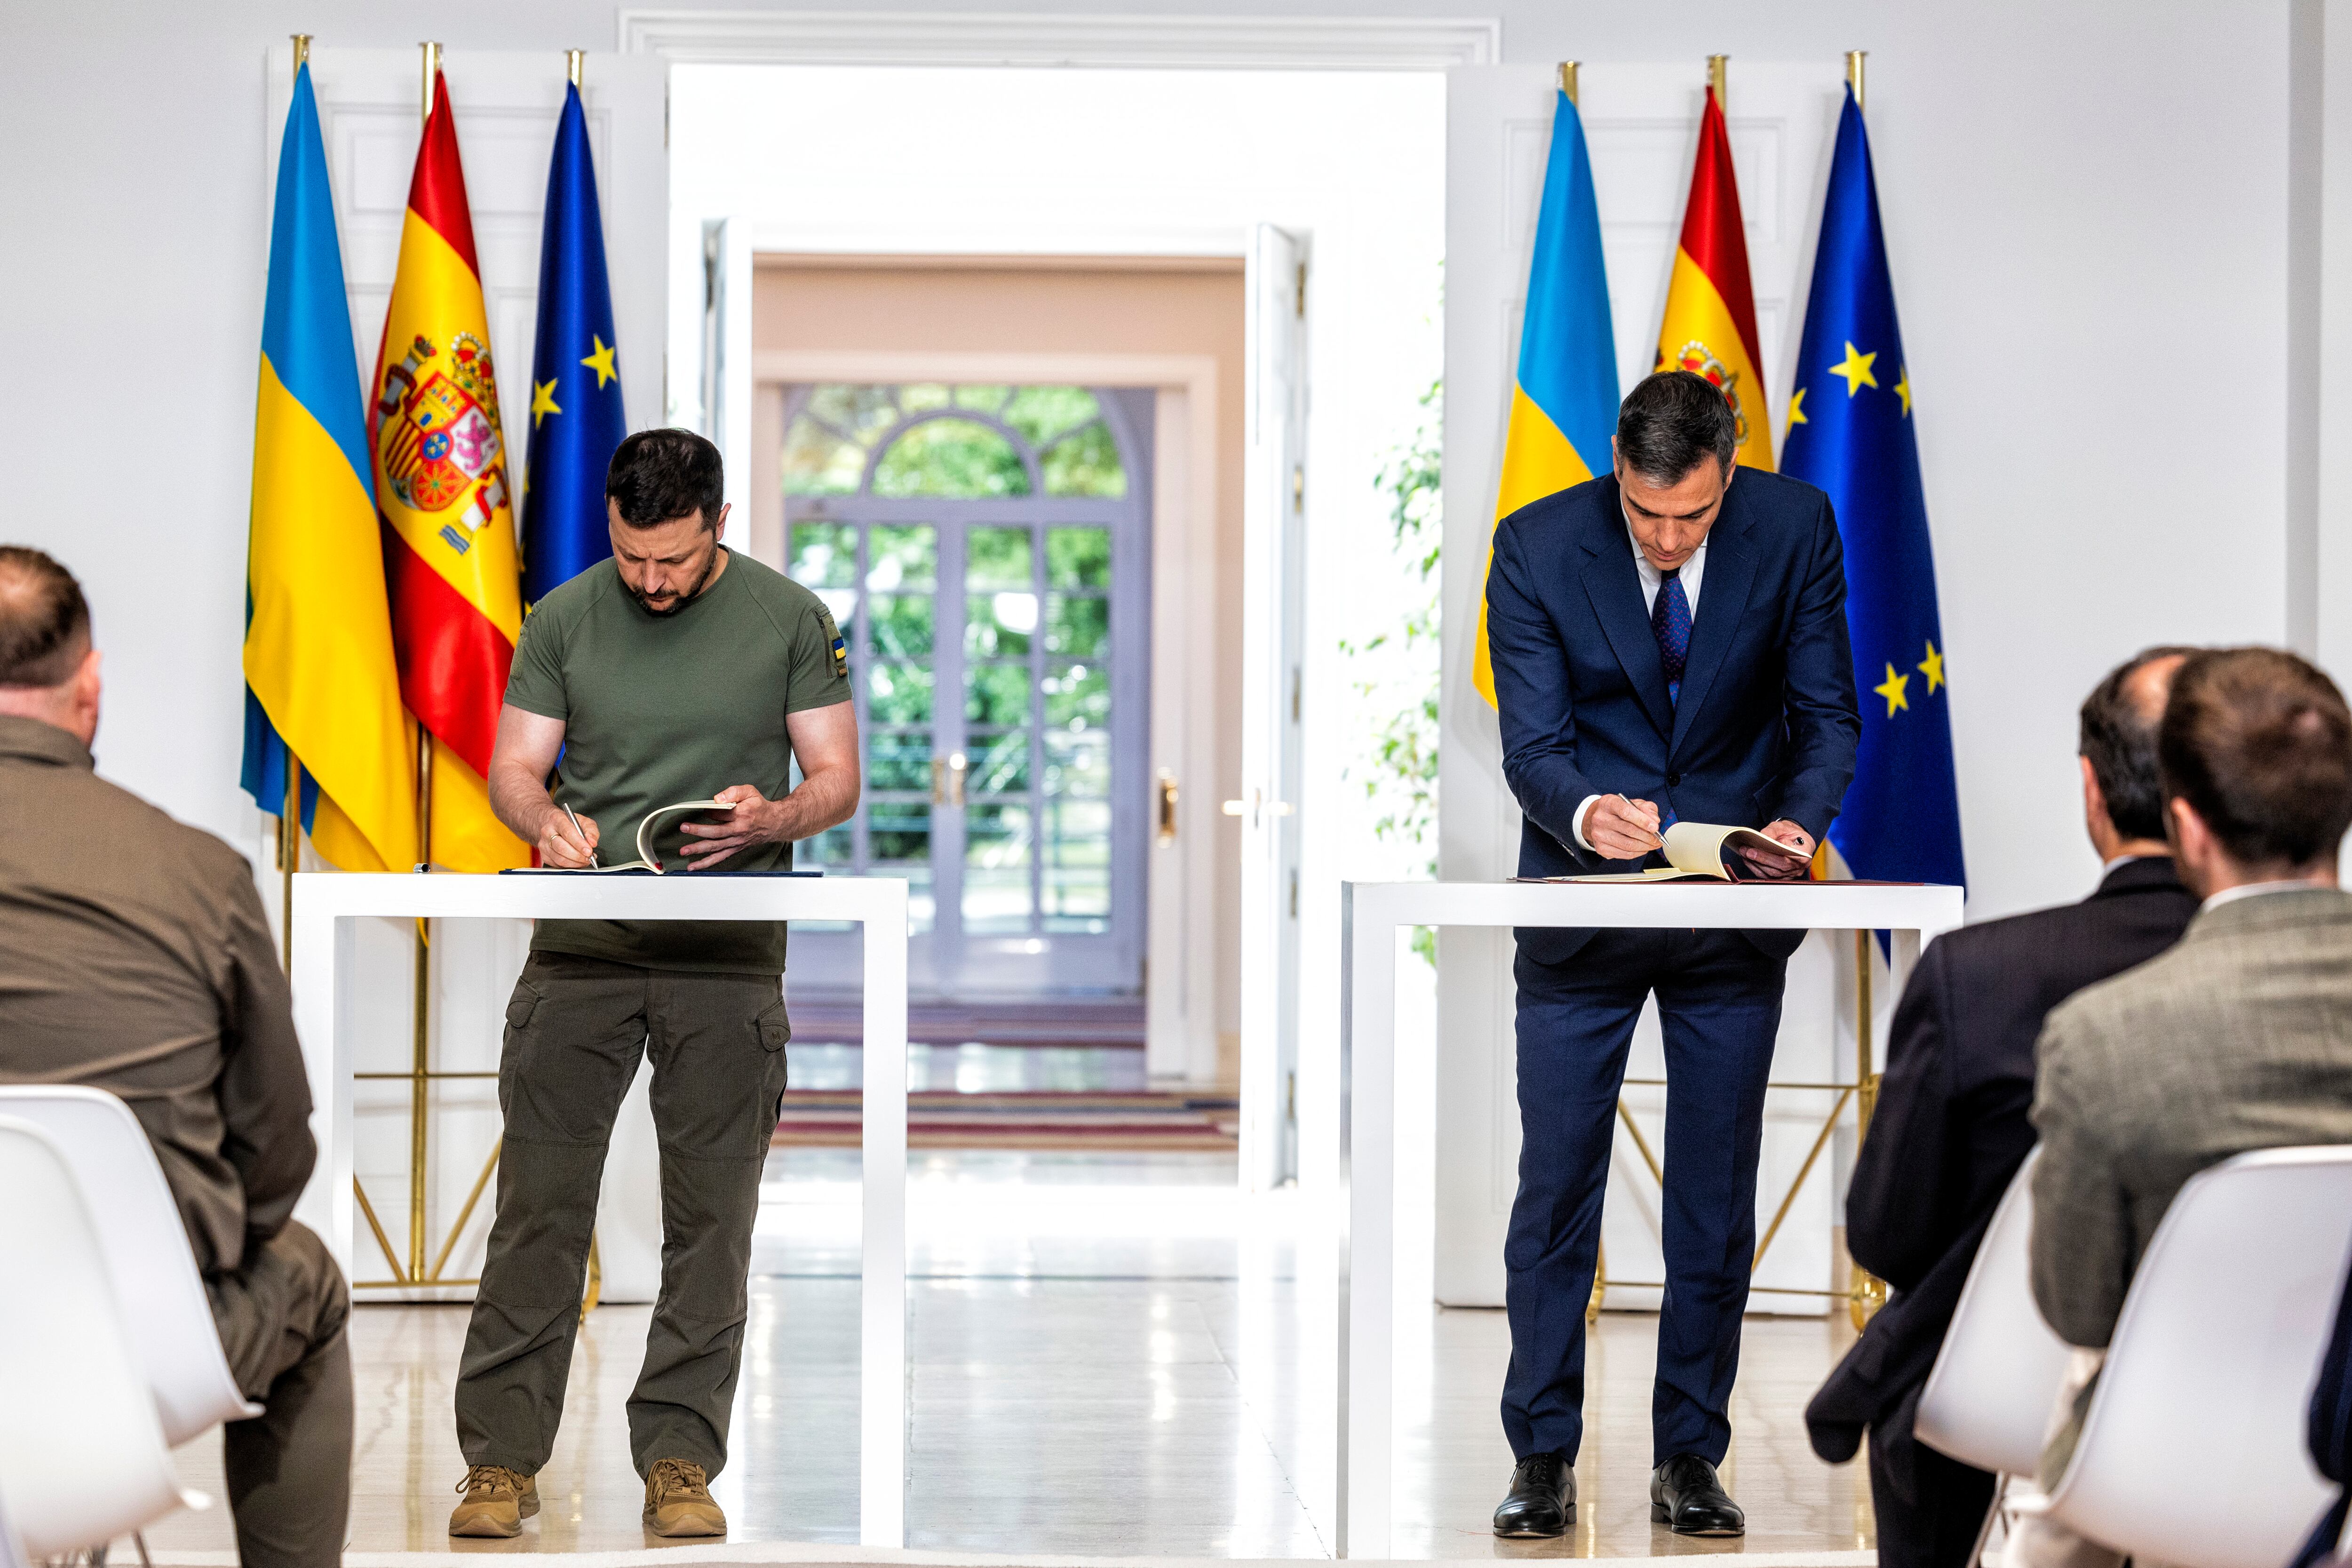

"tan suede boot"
[449, 1465, 539, 1537]
[643, 1457, 727, 1537]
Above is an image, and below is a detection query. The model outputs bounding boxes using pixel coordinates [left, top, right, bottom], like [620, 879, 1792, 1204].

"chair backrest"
[0, 1086, 261, 1444]
[1913, 1145, 2074, 1477]
[0, 1116, 195, 1556]
[0, 1484, 29, 1568]
[2045, 1146, 2352, 1568]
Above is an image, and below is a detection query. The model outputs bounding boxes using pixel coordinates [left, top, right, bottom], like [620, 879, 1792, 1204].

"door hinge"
[1295, 260, 1307, 318]
[1291, 463, 1304, 514]
[1290, 665, 1302, 724]
[1288, 868, 1299, 919]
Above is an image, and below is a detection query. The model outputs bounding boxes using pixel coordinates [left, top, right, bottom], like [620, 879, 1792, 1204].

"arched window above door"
[783, 383, 1128, 500]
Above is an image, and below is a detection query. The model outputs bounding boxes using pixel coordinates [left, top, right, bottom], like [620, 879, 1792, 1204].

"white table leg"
[1339, 887, 1397, 1559]
[287, 883, 352, 1274]
[860, 897, 910, 1547]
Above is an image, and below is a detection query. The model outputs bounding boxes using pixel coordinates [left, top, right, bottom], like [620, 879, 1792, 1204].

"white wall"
[0, 0, 2325, 931]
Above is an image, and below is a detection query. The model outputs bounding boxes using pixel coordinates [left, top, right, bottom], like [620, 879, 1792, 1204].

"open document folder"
[1520, 820, 1814, 884]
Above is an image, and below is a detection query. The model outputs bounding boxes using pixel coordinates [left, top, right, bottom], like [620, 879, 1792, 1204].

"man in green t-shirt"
[449, 430, 858, 1541]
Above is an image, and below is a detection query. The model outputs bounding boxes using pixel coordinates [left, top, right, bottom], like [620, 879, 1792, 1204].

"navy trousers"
[1502, 926, 1787, 1466]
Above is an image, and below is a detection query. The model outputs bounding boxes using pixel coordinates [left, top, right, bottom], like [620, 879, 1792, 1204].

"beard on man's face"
[621, 547, 717, 617]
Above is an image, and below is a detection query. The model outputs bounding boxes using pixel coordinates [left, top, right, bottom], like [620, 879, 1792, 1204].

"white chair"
[1914, 1145, 2074, 1480]
[0, 1485, 31, 1568]
[0, 1114, 204, 1557]
[2036, 1145, 2352, 1568]
[0, 1086, 261, 1444]
[1911, 1146, 2076, 1561]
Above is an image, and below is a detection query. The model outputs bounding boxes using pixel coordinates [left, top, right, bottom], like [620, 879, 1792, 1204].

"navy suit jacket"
[1486, 468, 1861, 963]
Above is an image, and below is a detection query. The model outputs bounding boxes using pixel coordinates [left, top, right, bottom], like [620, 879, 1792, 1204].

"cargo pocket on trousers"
[755, 999, 792, 1136]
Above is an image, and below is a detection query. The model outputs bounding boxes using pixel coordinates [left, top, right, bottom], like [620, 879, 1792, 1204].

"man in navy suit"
[1484, 371, 1860, 1538]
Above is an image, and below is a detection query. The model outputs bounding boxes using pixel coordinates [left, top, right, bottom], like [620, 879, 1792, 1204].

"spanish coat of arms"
[376, 332, 511, 534]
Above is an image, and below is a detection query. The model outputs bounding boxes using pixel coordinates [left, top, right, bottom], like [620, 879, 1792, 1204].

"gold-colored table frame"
[1587, 928, 1890, 1331]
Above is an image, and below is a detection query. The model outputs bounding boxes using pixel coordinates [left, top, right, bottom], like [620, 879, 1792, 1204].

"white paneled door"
[1237, 224, 1310, 1194]
[264, 45, 667, 1301]
[1436, 63, 1849, 1308]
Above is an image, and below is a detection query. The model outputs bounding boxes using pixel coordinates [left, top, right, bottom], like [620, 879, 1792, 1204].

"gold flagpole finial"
[291, 34, 311, 70]
[1708, 53, 1728, 111]
[566, 49, 584, 89]
[1846, 50, 1867, 113]
[421, 41, 441, 116]
[1557, 61, 1579, 106]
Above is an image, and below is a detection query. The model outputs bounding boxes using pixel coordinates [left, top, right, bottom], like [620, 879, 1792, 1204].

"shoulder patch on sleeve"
[821, 608, 848, 677]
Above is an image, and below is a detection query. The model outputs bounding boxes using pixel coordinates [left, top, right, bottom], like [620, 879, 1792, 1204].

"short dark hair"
[0, 546, 91, 689]
[606, 429, 724, 531]
[2080, 645, 2197, 841]
[1615, 370, 1739, 486]
[2159, 646, 2352, 869]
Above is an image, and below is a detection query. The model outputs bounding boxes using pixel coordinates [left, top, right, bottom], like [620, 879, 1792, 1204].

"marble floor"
[147, 1051, 1876, 1560]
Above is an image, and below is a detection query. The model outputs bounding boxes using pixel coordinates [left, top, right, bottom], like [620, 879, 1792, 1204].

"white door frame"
[643, 12, 1496, 1112]
[616, 10, 1498, 70]
[755, 348, 1221, 1083]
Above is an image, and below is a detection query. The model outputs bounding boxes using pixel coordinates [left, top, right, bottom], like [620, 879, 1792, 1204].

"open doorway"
[671, 64, 1444, 1186]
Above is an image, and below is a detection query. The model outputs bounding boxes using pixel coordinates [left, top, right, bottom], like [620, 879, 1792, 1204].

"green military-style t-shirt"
[503, 548, 851, 973]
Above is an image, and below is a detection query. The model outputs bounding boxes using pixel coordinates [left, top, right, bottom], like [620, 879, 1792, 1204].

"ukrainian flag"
[1781, 86, 1964, 889]
[242, 62, 416, 874]
[1473, 79, 1618, 708]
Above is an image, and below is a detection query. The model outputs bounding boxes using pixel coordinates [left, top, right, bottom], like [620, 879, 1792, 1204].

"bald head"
[2079, 645, 2194, 861]
[0, 547, 100, 746]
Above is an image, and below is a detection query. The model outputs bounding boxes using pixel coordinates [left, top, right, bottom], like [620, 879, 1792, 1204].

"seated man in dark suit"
[2021, 646, 2352, 1567]
[0, 547, 350, 1568]
[1806, 646, 2199, 1567]
[2296, 1247, 2352, 1568]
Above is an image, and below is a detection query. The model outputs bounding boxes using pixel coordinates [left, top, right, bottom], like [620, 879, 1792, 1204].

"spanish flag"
[242, 61, 416, 874]
[1471, 80, 1618, 707]
[373, 71, 528, 871]
[1655, 80, 1773, 471]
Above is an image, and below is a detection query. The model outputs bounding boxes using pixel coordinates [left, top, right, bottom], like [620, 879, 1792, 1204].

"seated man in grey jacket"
[2020, 646, 2352, 1564]
[0, 547, 350, 1568]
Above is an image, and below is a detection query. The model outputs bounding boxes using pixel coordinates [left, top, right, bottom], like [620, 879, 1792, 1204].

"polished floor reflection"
[148, 1136, 1875, 1557]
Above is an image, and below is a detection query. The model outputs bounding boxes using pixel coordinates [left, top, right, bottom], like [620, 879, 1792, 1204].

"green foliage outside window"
[1343, 376, 1442, 965]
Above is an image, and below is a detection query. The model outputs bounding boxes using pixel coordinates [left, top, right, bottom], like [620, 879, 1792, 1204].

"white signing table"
[289, 871, 911, 1547]
[1336, 878, 1964, 1557]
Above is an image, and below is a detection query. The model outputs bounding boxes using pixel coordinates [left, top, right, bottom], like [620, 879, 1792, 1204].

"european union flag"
[522, 80, 627, 610]
[1781, 87, 1965, 890]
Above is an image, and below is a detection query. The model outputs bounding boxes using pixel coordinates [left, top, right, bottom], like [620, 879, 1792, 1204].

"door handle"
[1156, 769, 1179, 846]
[931, 751, 967, 806]
[1219, 788, 1293, 828]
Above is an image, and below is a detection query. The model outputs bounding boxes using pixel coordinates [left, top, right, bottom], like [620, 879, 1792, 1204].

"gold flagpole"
[1708, 53, 1728, 111]
[281, 763, 300, 973]
[421, 40, 440, 115]
[1842, 44, 1889, 1333]
[566, 48, 584, 89]
[410, 719, 433, 1284]
[1557, 60, 1578, 106]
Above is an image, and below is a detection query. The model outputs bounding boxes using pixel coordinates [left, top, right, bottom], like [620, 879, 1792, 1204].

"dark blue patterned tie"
[1653, 566, 1691, 706]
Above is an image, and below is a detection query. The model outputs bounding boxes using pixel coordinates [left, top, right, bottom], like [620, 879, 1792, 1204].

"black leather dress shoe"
[1492, 1451, 1574, 1537]
[1650, 1454, 1743, 1536]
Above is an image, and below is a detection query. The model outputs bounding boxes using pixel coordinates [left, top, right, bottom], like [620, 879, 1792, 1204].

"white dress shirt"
[2200, 878, 2331, 913]
[1569, 515, 1712, 852]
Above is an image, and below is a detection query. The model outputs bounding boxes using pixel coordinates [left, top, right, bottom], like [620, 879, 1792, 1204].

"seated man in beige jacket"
[0, 547, 350, 1568]
[2018, 646, 2352, 1565]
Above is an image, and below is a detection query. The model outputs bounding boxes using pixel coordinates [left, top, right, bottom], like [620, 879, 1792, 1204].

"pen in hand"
[563, 803, 597, 868]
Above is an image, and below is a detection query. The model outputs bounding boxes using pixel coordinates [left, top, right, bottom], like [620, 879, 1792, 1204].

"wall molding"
[617, 9, 1499, 70]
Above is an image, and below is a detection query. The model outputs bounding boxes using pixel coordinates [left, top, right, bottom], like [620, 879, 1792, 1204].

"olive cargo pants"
[207, 1219, 353, 1568]
[455, 952, 791, 1479]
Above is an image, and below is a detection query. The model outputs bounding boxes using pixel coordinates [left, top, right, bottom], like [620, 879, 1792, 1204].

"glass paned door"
[781, 385, 1148, 1002]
